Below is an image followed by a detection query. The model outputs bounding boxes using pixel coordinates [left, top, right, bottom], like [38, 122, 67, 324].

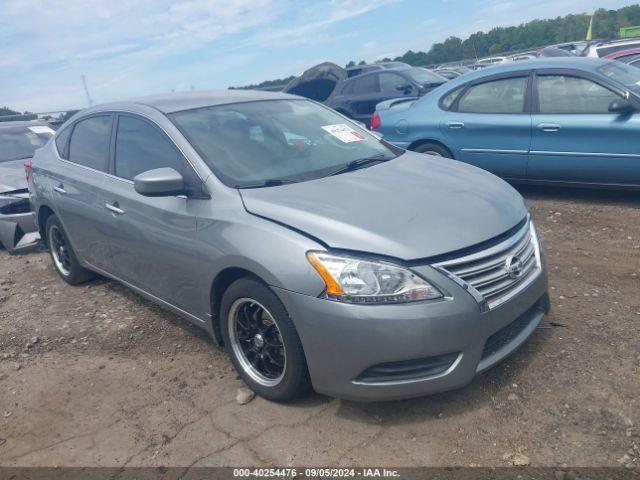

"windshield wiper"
[238, 178, 298, 189]
[326, 154, 391, 177]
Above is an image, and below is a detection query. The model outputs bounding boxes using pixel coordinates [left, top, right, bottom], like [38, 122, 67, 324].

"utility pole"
[81, 75, 93, 107]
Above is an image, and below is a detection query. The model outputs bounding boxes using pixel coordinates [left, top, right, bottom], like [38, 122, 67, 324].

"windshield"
[0, 126, 53, 162]
[597, 61, 640, 94]
[406, 68, 447, 85]
[169, 99, 399, 188]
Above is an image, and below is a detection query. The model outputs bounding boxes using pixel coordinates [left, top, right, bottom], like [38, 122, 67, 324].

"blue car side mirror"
[608, 98, 634, 115]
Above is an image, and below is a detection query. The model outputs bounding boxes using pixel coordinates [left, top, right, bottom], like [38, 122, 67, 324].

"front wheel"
[46, 215, 96, 285]
[220, 278, 310, 402]
[413, 142, 452, 158]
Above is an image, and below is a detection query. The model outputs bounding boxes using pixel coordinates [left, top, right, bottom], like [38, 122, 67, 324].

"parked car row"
[372, 57, 640, 189]
[283, 62, 448, 127]
[13, 38, 640, 404]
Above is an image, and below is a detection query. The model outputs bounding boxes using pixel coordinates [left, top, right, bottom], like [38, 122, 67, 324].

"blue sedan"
[372, 58, 640, 188]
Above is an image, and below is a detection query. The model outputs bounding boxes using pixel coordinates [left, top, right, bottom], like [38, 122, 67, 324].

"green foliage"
[228, 4, 640, 89]
[391, 4, 640, 65]
[229, 75, 296, 90]
[0, 106, 37, 122]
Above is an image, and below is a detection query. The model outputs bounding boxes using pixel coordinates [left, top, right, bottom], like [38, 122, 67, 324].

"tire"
[413, 142, 452, 158]
[220, 277, 310, 402]
[45, 215, 96, 285]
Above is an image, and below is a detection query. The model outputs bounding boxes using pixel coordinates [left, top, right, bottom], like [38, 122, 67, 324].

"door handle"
[447, 121, 465, 129]
[105, 203, 125, 215]
[53, 185, 66, 194]
[537, 123, 561, 132]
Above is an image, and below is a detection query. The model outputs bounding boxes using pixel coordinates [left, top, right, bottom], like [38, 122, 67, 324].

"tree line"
[0, 107, 37, 122]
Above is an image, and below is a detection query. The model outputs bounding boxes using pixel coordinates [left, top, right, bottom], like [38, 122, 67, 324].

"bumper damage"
[0, 191, 40, 254]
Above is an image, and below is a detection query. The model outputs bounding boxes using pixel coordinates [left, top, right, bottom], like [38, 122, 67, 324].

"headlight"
[307, 251, 443, 304]
[529, 220, 542, 268]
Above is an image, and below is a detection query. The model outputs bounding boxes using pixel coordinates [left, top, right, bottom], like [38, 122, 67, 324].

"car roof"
[342, 68, 410, 83]
[596, 37, 640, 46]
[82, 89, 299, 115]
[346, 64, 382, 70]
[447, 57, 611, 82]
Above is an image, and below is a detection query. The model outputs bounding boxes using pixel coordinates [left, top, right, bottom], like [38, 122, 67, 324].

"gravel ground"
[0, 186, 639, 468]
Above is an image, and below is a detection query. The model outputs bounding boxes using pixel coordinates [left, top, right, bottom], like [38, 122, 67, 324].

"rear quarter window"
[440, 87, 463, 110]
[54, 127, 72, 159]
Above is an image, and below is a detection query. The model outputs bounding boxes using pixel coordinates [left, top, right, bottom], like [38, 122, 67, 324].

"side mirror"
[396, 85, 412, 94]
[608, 98, 634, 115]
[134, 167, 185, 197]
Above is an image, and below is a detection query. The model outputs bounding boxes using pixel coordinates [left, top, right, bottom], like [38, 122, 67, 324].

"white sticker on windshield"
[321, 124, 365, 143]
[28, 126, 55, 135]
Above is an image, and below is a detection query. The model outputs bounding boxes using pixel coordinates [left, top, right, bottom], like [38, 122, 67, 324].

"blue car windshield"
[597, 61, 640, 95]
[169, 100, 399, 188]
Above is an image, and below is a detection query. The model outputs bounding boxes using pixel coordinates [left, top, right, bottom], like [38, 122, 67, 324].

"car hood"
[283, 62, 347, 105]
[0, 159, 28, 193]
[240, 152, 528, 260]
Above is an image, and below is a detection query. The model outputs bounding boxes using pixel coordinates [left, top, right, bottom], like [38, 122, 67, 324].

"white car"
[585, 38, 640, 58]
[473, 56, 511, 69]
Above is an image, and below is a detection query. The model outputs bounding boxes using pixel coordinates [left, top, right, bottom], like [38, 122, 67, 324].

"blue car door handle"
[537, 123, 561, 132]
[447, 121, 465, 129]
[53, 184, 67, 195]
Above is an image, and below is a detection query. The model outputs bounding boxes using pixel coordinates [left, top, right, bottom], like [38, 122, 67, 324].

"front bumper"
[274, 262, 548, 401]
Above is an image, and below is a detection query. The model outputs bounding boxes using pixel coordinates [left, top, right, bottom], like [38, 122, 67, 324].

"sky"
[2, 0, 638, 112]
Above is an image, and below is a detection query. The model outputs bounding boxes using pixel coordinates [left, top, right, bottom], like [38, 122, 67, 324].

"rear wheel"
[413, 142, 452, 158]
[220, 278, 310, 402]
[46, 215, 95, 285]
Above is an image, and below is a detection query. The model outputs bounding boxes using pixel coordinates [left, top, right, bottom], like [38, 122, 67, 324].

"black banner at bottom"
[0, 467, 638, 480]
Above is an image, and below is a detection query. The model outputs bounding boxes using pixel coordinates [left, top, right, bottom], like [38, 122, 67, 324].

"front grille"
[355, 352, 459, 384]
[481, 303, 539, 359]
[435, 221, 540, 309]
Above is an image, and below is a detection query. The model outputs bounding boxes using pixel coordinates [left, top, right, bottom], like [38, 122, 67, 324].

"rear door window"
[68, 115, 112, 171]
[457, 77, 527, 114]
[379, 72, 412, 93]
[352, 74, 380, 94]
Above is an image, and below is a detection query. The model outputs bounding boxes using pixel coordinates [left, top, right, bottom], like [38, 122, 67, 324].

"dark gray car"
[29, 90, 549, 402]
[0, 121, 55, 252]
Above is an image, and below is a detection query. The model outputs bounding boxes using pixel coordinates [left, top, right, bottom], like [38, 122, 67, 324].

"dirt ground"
[0, 186, 639, 468]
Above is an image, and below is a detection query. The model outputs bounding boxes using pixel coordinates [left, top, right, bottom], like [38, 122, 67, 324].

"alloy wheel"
[228, 298, 286, 387]
[49, 225, 71, 277]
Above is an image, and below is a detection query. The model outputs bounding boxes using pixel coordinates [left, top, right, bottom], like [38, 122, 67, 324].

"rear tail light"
[370, 111, 381, 130]
[24, 160, 32, 183]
